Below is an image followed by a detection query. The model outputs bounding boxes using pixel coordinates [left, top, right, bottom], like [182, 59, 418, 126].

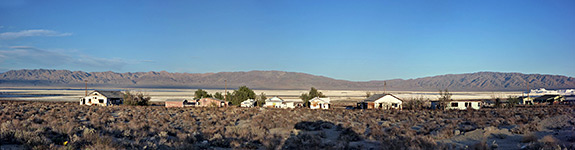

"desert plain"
[0, 87, 527, 102]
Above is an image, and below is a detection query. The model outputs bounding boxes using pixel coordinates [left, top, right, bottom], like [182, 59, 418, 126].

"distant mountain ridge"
[1, 69, 574, 91]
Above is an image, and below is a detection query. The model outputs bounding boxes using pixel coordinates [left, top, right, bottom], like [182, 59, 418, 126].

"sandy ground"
[0, 87, 526, 102]
[441, 114, 575, 149]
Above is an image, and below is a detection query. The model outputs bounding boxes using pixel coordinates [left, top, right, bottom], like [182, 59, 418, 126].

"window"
[392, 103, 398, 107]
[451, 102, 459, 107]
[99, 99, 104, 103]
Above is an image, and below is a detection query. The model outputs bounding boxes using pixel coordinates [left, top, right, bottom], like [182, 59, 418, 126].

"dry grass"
[0, 101, 573, 149]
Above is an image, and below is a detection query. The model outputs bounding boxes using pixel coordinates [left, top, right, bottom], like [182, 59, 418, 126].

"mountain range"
[1, 69, 574, 91]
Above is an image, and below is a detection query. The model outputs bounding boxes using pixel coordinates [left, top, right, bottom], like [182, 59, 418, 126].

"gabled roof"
[90, 90, 123, 99]
[309, 97, 330, 103]
[364, 94, 402, 102]
[265, 96, 284, 102]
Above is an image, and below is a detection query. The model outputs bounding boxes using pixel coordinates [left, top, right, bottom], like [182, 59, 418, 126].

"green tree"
[365, 92, 372, 98]
[438, 89, 452, 110]
[227, 86, 256, 106]
[194, 89, 212, 99]
[507, 96, 521, 108]
[123, 91, 151, 106]
[300, 87, 326, 107]
[213, 92, 224, 100]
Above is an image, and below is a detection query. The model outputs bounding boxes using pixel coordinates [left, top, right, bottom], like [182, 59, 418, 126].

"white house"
[80, 90, 124, 106]
[309, 97, 330, 109]
[264, 96, 285, 108]
[446, 100, 481, 110]
[284, 99, 304, 109]
[365, 94, 403, 110]
[240, 99, 256, 107]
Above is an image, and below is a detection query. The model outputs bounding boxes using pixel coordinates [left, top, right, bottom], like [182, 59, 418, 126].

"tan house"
[196, 98, 228, 107]
[165, 99, 196, 108]
[80, 90, 124, 106]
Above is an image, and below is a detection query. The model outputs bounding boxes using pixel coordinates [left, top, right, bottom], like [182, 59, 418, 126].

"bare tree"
[438, 89, 452, 110]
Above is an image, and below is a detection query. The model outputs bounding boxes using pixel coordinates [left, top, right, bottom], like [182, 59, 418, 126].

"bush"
[123, 91, 151, 106]
[0, 101, 573, 149]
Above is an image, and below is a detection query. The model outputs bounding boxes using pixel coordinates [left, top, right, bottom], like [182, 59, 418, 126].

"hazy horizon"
[1, 0, 574, 81]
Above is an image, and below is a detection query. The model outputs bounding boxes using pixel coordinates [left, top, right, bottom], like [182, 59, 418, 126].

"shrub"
[123, 91, 151, 106]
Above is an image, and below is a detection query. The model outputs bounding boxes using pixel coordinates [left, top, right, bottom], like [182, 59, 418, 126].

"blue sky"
[0, 0, 574, 81]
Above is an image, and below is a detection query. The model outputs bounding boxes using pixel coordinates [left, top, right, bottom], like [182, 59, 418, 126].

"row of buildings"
[80, 89, 574, 110]
[164, 96, 332, 109]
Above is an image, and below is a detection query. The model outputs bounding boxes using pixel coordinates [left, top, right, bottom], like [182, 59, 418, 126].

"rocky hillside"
[1, 69, 574, 91]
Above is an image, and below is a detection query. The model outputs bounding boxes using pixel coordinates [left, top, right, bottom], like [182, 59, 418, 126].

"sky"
[0, 0, 574, 81]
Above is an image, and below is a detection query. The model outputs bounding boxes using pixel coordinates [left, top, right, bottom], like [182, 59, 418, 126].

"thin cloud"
[0, 46, 127, 70]
[0, 29, 72, 39]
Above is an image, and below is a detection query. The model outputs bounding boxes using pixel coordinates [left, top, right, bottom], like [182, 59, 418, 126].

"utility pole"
[384, 81, 387, 94]
[85, 80, 88, 96]
[526, 79, 530, 99]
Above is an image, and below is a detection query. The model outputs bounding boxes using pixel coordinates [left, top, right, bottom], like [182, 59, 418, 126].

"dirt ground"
[0, 101, 573, 149]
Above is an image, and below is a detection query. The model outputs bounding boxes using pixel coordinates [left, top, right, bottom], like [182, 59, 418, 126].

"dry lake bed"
[0, 87, 526, 102]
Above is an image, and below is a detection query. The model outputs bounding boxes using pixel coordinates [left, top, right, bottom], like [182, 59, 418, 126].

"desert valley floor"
[0, 101, 573, 149]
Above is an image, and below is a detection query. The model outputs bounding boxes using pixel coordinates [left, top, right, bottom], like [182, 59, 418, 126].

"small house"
[80, 90, 123, 106]
[240, 99, 256, 107]
[284, 99, 304, 109]
[309, 97, 330, 109]
[358, 94, 402, 110]
[165, 99, 196, 108]
[196, 98, 228, 107]
[446, 100, 481, 110]
[519, 96, 534, 105]
[264, 96, 285, 108]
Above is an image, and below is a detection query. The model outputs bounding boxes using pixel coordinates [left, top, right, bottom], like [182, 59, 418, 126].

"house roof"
[91, 90, 123, 99]
[364, 94, 402, 102]
[310, 97, 330, 103]
[266, 96, 284, 102]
